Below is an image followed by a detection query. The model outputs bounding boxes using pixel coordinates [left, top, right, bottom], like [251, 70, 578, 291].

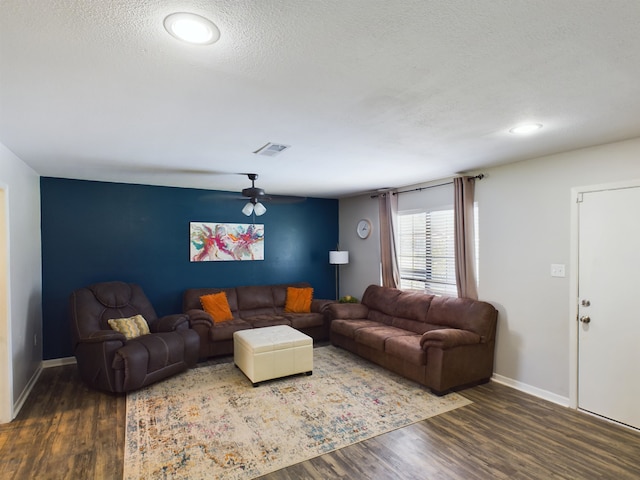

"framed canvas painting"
[190, 222, 264, 261]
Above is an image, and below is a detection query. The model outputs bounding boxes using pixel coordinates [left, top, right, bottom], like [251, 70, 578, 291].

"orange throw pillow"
[200, 292, 234, 323]
[284, 287, 313, 313]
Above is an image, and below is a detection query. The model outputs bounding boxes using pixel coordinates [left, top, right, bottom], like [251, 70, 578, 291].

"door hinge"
[576, 193, 584, 203]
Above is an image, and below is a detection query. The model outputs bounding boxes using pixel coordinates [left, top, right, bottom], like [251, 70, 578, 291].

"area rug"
[124, 345, 471, 480]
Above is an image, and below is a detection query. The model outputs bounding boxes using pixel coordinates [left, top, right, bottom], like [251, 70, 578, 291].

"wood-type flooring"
[1, 361, 639, 479]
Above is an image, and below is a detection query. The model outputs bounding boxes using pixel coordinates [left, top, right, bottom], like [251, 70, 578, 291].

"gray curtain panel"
[454, 176, 479, 299]
[379, 192, 400, 288]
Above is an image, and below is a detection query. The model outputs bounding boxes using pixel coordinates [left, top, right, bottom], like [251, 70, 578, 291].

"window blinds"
[398, 209, 457, 296]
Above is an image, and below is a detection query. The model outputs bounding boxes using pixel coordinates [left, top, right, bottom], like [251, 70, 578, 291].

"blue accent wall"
[41, 178, 338, 360]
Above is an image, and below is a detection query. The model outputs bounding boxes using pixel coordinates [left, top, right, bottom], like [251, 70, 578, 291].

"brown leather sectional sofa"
[327, 284, 498, 394]
[183, 282, 333, 359]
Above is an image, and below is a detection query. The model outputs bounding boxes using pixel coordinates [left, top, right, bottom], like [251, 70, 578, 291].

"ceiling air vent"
[253, 142, 291, 157]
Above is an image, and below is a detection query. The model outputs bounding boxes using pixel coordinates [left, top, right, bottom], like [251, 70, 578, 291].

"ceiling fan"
[116, 166, 305, 215]
[241, 173, 268, 216]
[239, 173, 305, 216]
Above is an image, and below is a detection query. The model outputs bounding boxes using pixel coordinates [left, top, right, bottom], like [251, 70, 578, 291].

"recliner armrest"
[185, 308, 214, 328]
[326, 303, 370, 319]
[154, 313, 190, 332]
[78, 329, 126, 344]
[420, 328, 481, 350]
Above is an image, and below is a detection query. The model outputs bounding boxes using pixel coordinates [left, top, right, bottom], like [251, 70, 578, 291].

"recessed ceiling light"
[509, 123, 543, 135]
[164, 13, 220, 45]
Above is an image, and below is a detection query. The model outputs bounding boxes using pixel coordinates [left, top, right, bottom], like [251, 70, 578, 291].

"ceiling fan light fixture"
[509, 123, 543, 135]
[241, 202, 254, 216]
[164, 13, 220, 45]
[253, 202, 267, 216]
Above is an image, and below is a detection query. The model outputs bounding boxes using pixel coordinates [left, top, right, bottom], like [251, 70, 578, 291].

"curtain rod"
[370, 174, 484, 198]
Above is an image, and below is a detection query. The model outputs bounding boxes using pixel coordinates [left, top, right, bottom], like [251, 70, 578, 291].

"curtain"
[379, 192, 400, 288]
[454, 176, 478, 299]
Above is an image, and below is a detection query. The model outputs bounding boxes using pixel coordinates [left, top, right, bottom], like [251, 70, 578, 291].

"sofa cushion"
[331, 319, 381, 339]
[361, 284, 402, 316]
[284, 287, 313, 313]
[368, 309, 394, 325]
[426, 296, 497, 341]
[392, 317, 434, 334]
[327, 302, 369, 319]
[200, 292, 234, 323]
[287, 312, 325, 329]
[394, 291, 433, 322]
[353, 326, 414, 352]
[208, 319, 252, 342]
[244, 315, 290, 328]
[236, 285, 276, 311]
[385, 335, 426, 365]
[223, 288, 239, 312]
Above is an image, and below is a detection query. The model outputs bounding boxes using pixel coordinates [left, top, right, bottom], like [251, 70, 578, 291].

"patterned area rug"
[124, 345, 471, 479]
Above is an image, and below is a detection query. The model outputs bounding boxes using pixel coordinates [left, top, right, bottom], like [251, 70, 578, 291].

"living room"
[2, 1, 640, 478]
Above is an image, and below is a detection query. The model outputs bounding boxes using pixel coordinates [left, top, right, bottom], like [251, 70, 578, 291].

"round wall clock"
[356, 219, 372, 239]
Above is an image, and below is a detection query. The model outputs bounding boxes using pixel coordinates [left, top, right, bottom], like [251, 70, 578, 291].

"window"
[397, 205, 478, 297]
[398, 209, 456, 296]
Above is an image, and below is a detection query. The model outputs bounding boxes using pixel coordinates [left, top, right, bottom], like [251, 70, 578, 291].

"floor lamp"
[329, 250, 349, 300]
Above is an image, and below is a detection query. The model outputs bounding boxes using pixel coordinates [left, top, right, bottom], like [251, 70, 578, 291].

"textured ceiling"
[1, 0, 640, 198]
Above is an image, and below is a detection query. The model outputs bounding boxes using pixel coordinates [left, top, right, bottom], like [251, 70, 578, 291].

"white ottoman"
[233, 325, 313, 386]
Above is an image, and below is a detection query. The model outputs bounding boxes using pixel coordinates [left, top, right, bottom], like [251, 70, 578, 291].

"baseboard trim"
[13, 364, 42, 419]
[9, 358, 76, 421]
[42, 356, 77, 368]
[492, 373, 570, 407]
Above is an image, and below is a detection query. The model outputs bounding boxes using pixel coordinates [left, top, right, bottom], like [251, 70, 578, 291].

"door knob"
[580, 315, 591, 324]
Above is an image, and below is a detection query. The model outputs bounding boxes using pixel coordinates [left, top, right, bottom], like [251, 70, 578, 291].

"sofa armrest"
[78, 329, 126, 344]
[326, 302, 370, 319]
[311, 299, 334, 313]
[154, 313, 190, 332]
[420, 328, 481, 350]
[185, 308, 214, 329]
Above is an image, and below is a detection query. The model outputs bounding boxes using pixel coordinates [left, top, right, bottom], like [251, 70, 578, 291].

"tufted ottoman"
[233, 325, 313, 386]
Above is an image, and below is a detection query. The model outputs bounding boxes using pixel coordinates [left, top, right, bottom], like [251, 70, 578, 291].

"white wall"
[478, 137, 640, 400]
[338, 193, 380, 300]
[339, 136, 640, 401]
[0, 142, 42, 423]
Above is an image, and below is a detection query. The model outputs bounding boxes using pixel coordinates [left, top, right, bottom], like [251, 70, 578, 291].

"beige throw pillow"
[108, 314, 150, 339]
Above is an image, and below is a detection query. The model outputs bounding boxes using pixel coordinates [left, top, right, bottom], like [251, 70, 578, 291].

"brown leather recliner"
[69, 281, 200, 393]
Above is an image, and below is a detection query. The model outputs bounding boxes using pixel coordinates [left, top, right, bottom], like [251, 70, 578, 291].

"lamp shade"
[253, 201, 267, 216]
[241, 202, 254, 216]
[329, 250, 349, 265]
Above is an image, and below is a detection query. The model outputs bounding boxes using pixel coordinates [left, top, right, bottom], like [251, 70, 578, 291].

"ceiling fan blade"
[262, 194, 307, 204]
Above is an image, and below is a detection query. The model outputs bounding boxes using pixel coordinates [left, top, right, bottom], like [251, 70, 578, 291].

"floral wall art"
[190, 222, 264, 261]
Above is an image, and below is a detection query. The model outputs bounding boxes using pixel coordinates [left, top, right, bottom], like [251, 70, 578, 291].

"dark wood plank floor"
[1, 363, 639, 479]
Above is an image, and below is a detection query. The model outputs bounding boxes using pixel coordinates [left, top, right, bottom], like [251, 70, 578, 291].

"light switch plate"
[551, 264, 566, 277]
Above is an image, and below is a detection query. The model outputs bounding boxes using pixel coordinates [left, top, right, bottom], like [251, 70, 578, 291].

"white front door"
[577, 186, 640, 429]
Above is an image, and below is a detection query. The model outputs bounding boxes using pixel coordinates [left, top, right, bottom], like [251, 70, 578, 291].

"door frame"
[569, 178, 640, 410]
